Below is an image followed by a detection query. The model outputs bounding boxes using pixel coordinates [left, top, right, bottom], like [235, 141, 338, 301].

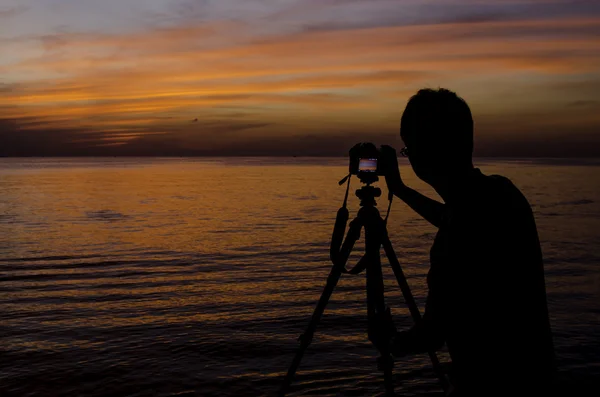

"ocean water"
[0, 157, 599, 397]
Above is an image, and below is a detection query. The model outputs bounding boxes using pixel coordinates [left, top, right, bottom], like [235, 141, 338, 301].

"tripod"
[278, 176, 450, 397]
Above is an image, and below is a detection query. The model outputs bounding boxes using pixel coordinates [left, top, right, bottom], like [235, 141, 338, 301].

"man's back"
[429, 169, 555, 393]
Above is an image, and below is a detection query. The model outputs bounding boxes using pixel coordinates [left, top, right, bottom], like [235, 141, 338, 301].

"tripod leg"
[278, 219, 363, 397]
[363, 210, 395, 396]
[380, 234, 451, 393]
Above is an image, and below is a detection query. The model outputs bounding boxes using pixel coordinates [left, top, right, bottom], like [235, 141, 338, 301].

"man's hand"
[389, 322, 445, 358]
[380, 145, 405, 196]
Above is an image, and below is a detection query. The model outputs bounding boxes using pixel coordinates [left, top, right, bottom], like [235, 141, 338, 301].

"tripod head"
[356, 184, 381, 207]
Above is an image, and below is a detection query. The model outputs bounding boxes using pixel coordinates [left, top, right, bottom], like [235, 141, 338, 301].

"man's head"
[400, 88, 474, 184]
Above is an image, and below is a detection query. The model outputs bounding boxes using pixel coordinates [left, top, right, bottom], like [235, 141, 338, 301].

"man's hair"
[400, 88, 473, 158]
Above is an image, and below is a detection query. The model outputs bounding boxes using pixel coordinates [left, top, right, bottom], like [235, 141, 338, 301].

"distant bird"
[192, 118, 198, 122]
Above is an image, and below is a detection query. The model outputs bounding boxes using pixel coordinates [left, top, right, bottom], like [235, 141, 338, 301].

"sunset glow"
[1, 0, 599, 156]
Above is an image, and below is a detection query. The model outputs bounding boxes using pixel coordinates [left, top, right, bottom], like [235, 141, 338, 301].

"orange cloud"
[1, 16, 599, 152]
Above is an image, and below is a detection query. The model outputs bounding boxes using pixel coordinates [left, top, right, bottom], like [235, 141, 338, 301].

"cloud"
[271, 0, 600, 35]
[0, 5, 27, 19]
[567, 100, 600, 108]
[0, 118, 107, 156]
[5, 114, 598, 157]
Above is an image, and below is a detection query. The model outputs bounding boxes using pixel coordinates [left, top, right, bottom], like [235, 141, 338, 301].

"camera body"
[349, 143, 385, 183]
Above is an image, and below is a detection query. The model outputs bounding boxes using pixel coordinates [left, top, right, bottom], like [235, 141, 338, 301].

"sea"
[0, 157, 599, 397]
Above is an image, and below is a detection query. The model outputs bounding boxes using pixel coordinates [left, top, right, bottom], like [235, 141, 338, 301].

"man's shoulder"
[481, 172, 515, 191]
[474, 173, 536, 226]
[478, 172, 527, 203]
[454, 171, 532, 222]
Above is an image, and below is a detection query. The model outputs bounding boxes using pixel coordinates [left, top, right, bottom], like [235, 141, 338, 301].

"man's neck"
[432, 165, 477, 204]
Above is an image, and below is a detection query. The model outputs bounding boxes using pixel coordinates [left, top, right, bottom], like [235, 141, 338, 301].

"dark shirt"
[400, 169, 555, 394]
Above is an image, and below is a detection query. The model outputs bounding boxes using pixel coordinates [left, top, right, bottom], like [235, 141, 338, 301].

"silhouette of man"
[380, 88, 555, 396]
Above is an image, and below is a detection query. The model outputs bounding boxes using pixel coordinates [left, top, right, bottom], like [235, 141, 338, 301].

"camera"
[349, 143, 385, 183]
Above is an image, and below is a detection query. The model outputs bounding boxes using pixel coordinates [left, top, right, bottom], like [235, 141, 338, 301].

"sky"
[0, 0, 599, 157]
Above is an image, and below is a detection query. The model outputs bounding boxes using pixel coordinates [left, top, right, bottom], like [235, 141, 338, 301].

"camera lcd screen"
[358, 158, 378, 173]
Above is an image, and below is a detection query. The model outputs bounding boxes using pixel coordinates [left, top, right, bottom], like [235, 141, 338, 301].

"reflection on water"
[0, 158, 599, 396]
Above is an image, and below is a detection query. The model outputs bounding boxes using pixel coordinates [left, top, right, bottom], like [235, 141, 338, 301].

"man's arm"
[389, 286, 445, 356]
[392, 183, 445, 228]
[380, 145, 445, 228]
